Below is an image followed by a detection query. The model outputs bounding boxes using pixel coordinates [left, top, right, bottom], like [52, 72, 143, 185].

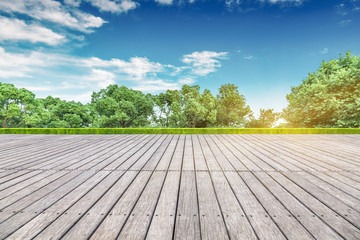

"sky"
[0, 0, 359, 114]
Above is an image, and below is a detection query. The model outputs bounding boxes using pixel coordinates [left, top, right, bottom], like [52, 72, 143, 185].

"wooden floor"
[0, 135, 359, 240]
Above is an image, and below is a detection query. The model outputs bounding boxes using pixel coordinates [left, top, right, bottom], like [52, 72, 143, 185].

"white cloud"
[266, 0, 303, 3]
[244, 55, 254, 60]
[0, 0, 106, 32]
[182, 51, 228, 76]
[82, 56, 165, 80]
[64, 0, 82, 7]
[178, 76, 196, 85]
[320, 48, 328, 55]
[0, 47, 53, 78]
[133, 80, 180, 92]
[338, 19, 352, 27]
[155, 0, 174, 5]
[226, 0, 303, 10]
[53, 91, 93, 103]
[83, 69, 116, 88]
[84, 0, 138, 13]
[0, 17, 65, 45]
[0, 48, 230, 102]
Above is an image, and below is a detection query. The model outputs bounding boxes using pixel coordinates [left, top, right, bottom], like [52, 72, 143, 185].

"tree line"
[1, 52, 359, 128]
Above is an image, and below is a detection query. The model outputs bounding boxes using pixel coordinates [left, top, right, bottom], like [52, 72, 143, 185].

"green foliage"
[152, 89, 184, 127]
[216, 83, 251, 126]
[1, 51, 358, 131]
[181, 85, 217, 128]
[0, 83, 36, 128]
[246, 109, 280, 128]
[91, 85, 154, 128]
[283, 51, 360, 128]
[1, 128, 359, 134]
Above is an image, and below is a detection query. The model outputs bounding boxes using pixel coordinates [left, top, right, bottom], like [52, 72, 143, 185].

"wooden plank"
[207, 135, 248, 171]
[5, 171, 110, 239]
[283, 172, 360, 228]
[146, 171, 181, 239]
[2, 138, 107, 171]
[130, 135, 171, 171]
[226, 135, 275, 171]
[155, 134, 179, 171]
[210, 172, 257, 239]
[0, 170, 98, 239]
[233, 135, 292, 172]
[173, 171, 201, 240]
[61, 171, 138, 240]
[0, 137, 100, 169]
[89, 171, 152, 240]
[117, 172, 166, 239]
[196, 172, 229, 240]
[225, 171, 286, 239]
[192, 135, 208, 171]
[269, 171, 360, 239]
[168, 135, 185, 171]
[197, 135, 223, 171]
[298, 172, 360, 212]
[116, 135, 178, 239]
[254, 171, 342, 240]
[215, 135, 261, 171]
[201, 135, 258, 239]
[258, 135, 360, 171]
[240, 172, 314, 240]
[77, 135, 151, 171]
[51, 135, 139, 170]
[146, 136, 182, 239]
[182, 135, 194, 171]
[0, 170, 66, 206]
[103, 135, 160, 171]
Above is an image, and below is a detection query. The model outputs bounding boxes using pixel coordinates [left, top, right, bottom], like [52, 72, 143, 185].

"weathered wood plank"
[269, 171, 360, 239]
[254, 171, 342, 240]
[225, 171, 286, 239]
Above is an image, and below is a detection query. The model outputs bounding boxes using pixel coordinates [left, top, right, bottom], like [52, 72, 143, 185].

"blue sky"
[0, 0, 359, 114]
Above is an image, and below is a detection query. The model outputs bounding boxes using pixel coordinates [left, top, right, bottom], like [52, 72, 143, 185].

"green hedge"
[0, 128, 359, 134]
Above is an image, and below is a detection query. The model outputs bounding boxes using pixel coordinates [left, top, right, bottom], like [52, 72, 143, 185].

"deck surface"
[0, 134, 359, 240]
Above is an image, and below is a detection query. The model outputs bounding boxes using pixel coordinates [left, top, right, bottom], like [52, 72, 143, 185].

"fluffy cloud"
[0, 47, 53, 78]
[0, 17, 65, 45]
[85, 0, 138, 13]
[0, 48, 228, 102]
[82, 56, 165, 80]
[155, 0, 174, 5]
[226, 0, 303, 9]
[320, 48, 328, 55]
[83, 69, 116, 88]
[182, 51, 228, 76]
[265, 0, 303, 3]
[0, 0, 106, 32]
[133, 80, 180, 92]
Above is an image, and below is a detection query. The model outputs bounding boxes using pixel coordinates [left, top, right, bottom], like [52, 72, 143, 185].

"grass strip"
[0, 128, 359, 134]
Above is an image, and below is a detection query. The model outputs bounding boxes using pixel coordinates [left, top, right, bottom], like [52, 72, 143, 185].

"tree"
[91, 85, 154, 128]
[35, 96, 93, 128]
[180, 85, 217, 128]
[152, 89, 184, 127]
[216, 84, 251, 126]
[0, 83, 36, 128]
[246, 109, 279, 128]
[283, 51, 360, 128]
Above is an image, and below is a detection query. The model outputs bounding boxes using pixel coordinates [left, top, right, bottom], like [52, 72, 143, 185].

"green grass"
[0, 128, 359, 134]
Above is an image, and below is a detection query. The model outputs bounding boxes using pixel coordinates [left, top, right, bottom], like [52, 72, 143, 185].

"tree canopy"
[91, 85, 154, 128]
[1, 52, 358, 129]
[283, 51, 360, 128]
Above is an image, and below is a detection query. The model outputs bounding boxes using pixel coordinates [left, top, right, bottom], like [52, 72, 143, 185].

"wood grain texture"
[0, 134, 359, 239]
